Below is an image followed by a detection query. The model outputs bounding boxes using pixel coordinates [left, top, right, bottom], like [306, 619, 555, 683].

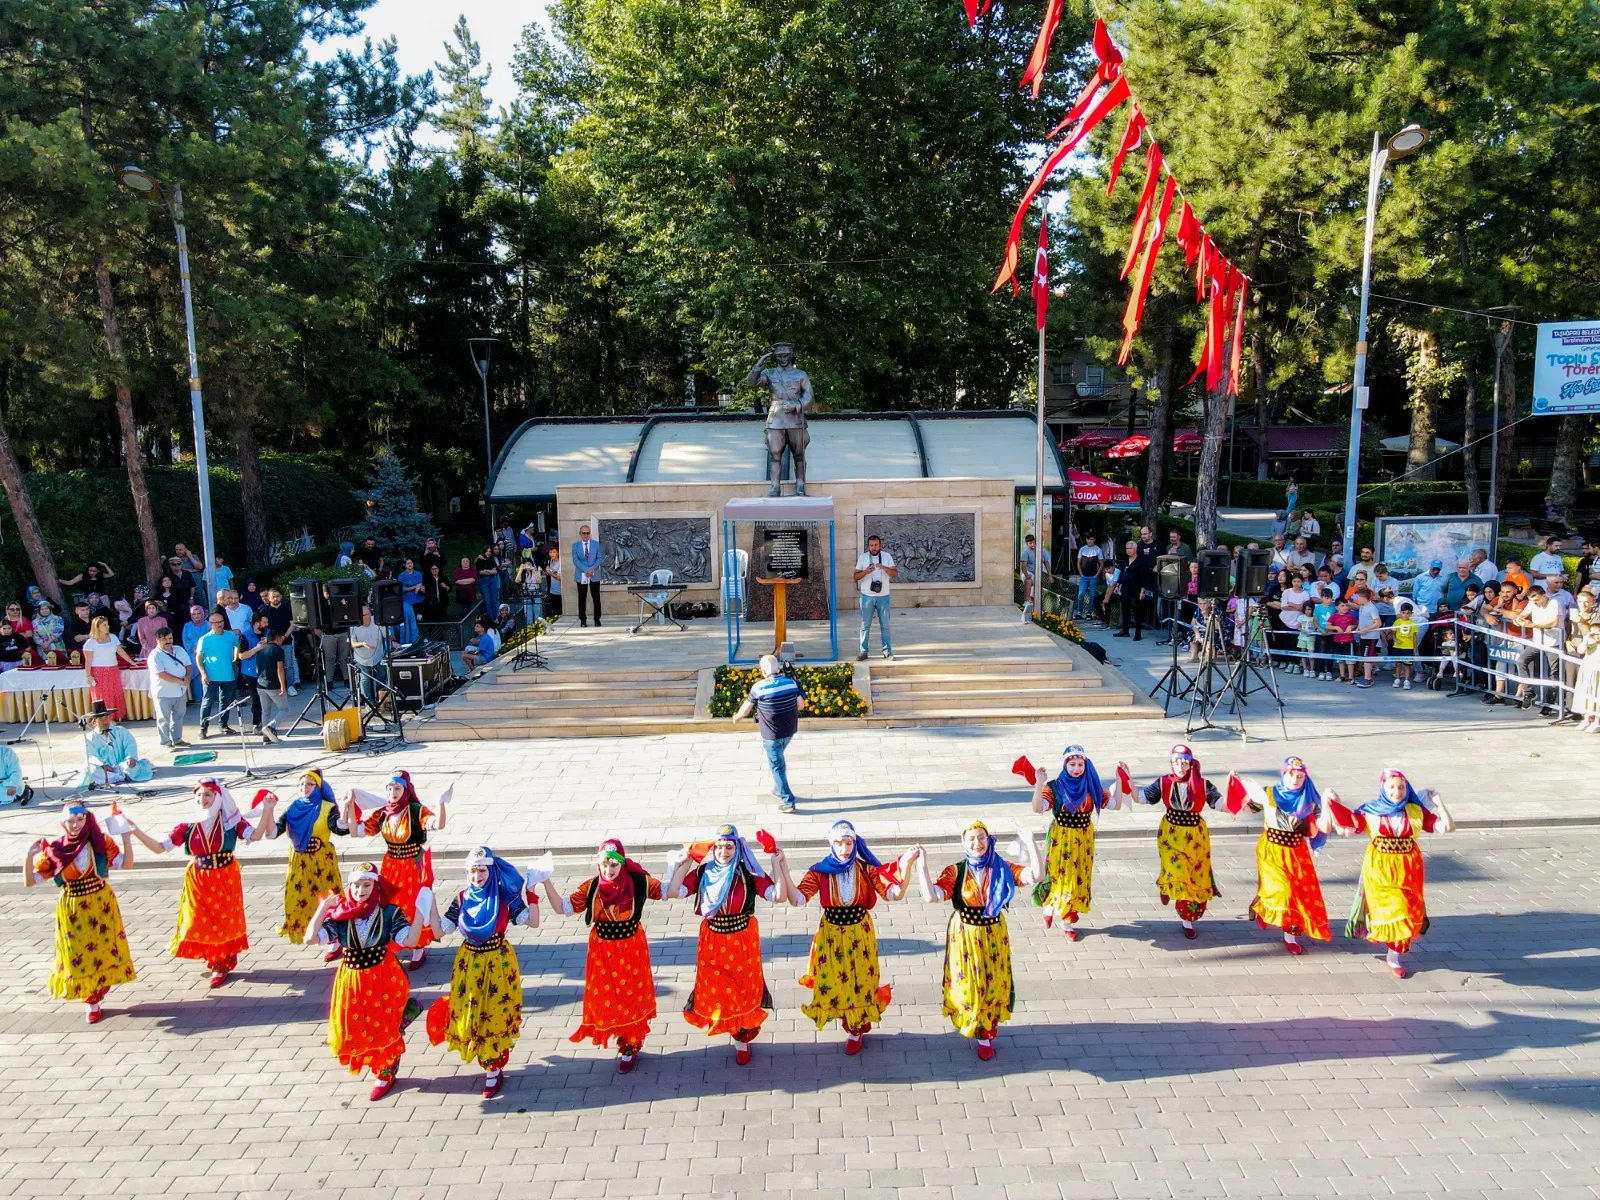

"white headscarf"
[192, 778, 242, 828]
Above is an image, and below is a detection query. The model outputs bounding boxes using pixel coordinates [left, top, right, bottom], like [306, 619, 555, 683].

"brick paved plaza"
[2, 817, 1596, 1199]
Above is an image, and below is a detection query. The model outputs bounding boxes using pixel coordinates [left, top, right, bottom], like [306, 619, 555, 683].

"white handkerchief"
[104, 813, 134, 836]
[522, 851, 555, 888]
[414, 885, 435, 924]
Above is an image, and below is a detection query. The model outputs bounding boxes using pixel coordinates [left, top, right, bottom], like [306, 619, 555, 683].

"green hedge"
[0, 455, 362, 596]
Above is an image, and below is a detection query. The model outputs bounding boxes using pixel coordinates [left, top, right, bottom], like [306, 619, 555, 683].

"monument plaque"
[761, 527, 810, 581]
[861, 513, 976, 584]
[596, 517, 713, 584]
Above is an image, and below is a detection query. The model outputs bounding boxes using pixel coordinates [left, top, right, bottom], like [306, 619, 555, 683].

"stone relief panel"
[596, 517, 714, 584]
[861, 513, 977, 584]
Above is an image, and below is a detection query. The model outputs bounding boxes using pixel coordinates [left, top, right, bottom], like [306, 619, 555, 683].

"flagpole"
[1035, 322, 1046, 623]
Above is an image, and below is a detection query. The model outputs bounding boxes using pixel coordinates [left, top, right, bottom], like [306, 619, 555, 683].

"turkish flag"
[1020, 0, 1065, 98]
[1117, 172, 1177, 364]
[1120, 143, 1165, 280]
[1176, 202, 1201, 271]
[1228, 273, 1249, 397]
[1033, 221, 1050, 331]
[1106, 106, 1146, 195]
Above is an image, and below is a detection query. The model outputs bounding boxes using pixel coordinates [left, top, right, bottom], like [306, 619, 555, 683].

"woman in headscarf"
[1028, 745, 1123, 940]
[542, 838, 665, 1073]
[126, 780, 276, 987]
[771, 821, 916, 1054]
[1133, 744, 1223, 939]
[267, 770, 350, 956]
[914, 820, 1041, 1060]
[425, 847, 540, 1097]
[240, 577, 263, 611]
[1230, 756, 1332, 954]
[344, 770, 449, 969]
[1328, 768, 1456, 978]
[664, 824, 785, 1064]
[23, 802, 138, 1023]
[305, 862, 424, 1101]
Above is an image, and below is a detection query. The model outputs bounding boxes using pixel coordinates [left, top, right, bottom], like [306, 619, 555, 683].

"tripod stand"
[1149, 610, 1198, 715]
[286, 633, 351, 739]
[1197, 601, 1288, 741]
[7, 684, 71, 789]
[510, 613, 549, 671]
[353, 639, 406, 743]
[1183, 607, 1240, 734]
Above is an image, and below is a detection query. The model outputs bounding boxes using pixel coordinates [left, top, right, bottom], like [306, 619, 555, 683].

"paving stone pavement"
[1, 826, 1596, 1199]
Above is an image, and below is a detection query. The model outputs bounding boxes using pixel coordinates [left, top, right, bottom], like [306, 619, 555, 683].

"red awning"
[1106, 434, 1152, 459]
[1068, 468, 1141, 506]
[1171, 431, 1204, 454]
[1063, 429, 1119, 450]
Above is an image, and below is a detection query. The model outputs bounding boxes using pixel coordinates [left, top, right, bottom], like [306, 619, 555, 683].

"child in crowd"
[1354, 588, 1384, 688]
[1328, 596, 1358, 682]
[1312, 588, 1338, 680]
[1389, 602, 1419, 690]
[1431, 602, 1458, 689]
[1292, 600, 1317, 676]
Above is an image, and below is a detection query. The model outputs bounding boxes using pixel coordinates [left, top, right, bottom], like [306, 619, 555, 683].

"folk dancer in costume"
[1023, 746, 1128, 941]
[305, 862, 426, 1101]
[1226, 756, 1332, 955]
[127, 779, 276, 987]
[1328, 768, 1456, 978]
[425, 847, 543, 1098]
[267, 770, 350, 957]
[770, 820, 917, 1055]
[344, 770, 449, 969]
[78, 699, 153, 788]
[543, 839, 665, 1074]
[915, 820, 1042, 1061]
[23, 802, 138, 1023]
[1135, 744, 1223, 939]
[665, 824, 786, 1065]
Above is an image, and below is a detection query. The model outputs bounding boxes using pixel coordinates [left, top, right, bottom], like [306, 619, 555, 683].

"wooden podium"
[754, 577, 790, 652]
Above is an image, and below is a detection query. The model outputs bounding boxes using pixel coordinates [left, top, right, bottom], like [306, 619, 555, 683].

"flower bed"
[1033, 611, 1085, 645]
[710, 663, 868, 718]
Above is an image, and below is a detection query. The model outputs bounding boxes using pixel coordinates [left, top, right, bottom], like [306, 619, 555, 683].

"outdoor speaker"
[1237, 547, 1274, 597]
[1197, 549, 1233, 598]
[1155, 555, 1187, 601]
[325, 578, 361, 627]
[288, 579, 324, 629]
[370, 578, 405, 626]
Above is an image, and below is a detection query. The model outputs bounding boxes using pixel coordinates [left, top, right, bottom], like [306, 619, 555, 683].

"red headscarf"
[385, 770, 420, 817]
[1164, 744, 1206, 808]
[326, 862, 388, 922]
[41, 804, 110, 876]
[594, 838, 647, 908]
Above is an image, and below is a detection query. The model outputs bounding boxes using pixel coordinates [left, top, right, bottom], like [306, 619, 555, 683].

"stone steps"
[868, 687, 1130, 713]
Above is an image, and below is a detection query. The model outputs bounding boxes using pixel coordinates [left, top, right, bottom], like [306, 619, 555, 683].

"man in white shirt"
[348, 605, 388, 709]
[1268, 534, 1291, 570]
[1074, 535, 1104, 620]
[1515, 585, 1563, 714]
[853, 534, 898, 660]
[148, 626, 193, 748]
[1544, 574, 1576, 619]
[1529, 538, 1566, 579]
[1470, 548, 1499, 584]
[1286, 536, 1319, 572]
[1275, 578, 1311, 668]
[221, 589, 251, 635]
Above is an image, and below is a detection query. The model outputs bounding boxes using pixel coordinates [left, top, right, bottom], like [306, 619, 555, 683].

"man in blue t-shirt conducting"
[732, 654, 807, 813]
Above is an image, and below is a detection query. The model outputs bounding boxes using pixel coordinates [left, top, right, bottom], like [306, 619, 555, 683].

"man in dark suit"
[1114, 540, 1152, 640]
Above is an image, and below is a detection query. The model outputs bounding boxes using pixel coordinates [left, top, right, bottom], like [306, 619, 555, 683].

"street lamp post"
[468, 338, 498, 535]
[1340, 124, 1428, 553]
[119, 165, 217, 602]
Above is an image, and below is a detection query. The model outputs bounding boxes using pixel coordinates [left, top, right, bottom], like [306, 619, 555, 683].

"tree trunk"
[235, 417, 269, 568]
[1461, 355, 1482, 513]
[1406, 327, 1440, 481]
[1193, 370, 1230, 550]
[0, 394, 63, 609]
[1549, 414, 1589, 525]
[1252, 326, 1269, 480]
[93, 257, 164, 586]
[1141, 320, 1175, 531]
[1492, 321, 1517, 515]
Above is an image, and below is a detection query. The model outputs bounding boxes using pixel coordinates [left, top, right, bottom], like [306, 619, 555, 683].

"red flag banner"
[1206, 262, 1227, 392]
[1020, 0, 1065, 98]
[1092, 16, 1123, 75]
[1033, 221, 1050, 330]
[1228, 274, 1249, 397]
[1117, 172, 1177, 363]
[962, 0, 994, 28]
[993, 75, 1130, 292]
[1119, 143, 1165, 279]
[1194, 234, 1213, 302]
[1106, 106, 1147, 196]
[1175, 201, 1201, 270]
[1183, 275, 1216, 388]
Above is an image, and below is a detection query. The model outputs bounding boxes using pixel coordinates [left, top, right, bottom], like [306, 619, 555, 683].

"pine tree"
[354, 448, 438, 563]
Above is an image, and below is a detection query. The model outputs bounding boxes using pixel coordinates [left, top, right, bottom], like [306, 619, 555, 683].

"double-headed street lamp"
[118, 164, 217, 602]
[1340, 124, 1429, 552]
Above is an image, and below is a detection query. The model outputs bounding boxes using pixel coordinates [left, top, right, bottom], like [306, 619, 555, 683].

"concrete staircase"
[417, 667, 701, 740]
[863, 657, 1147, 726]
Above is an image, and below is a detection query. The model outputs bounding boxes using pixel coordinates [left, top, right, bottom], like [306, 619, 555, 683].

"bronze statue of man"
[746, 342, 815, 496]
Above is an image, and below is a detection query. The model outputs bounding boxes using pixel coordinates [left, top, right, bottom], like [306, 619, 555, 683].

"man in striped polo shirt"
[732, 654, 807, 813]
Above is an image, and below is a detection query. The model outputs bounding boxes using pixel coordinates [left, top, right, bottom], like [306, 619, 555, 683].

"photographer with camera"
[853, 534, 899, 661]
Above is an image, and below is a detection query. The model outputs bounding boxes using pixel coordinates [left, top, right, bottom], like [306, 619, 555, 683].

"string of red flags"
[984, 15, 1249, 396]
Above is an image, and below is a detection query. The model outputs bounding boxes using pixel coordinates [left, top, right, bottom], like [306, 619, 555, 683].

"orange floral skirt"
[378, 852, 434, 948]
[571, 926, 658, 1050]
[327, 953, 409, 1075]
[682, 918, 771, 1038]
[169, 860, 250, 962]
[1248, 834, 1331, 939]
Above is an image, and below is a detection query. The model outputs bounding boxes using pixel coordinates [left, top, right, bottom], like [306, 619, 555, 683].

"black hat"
[80, 698, 119, 724]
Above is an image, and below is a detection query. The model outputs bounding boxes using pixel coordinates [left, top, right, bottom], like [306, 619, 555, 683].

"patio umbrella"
[1106, 434, 1151, 459]
[1064, 429, 1118, 450]
[1068, 468, 1141, 507]
[1171, 430, 1204, 454]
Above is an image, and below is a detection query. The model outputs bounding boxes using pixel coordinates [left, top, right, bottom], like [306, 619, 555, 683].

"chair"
[642, 569, 675, 626]
[722, 549, 750, 619]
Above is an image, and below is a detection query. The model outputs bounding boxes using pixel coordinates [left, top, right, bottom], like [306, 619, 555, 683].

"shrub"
[1033, 610, 1085, 644]
[709, 663, 868, 718]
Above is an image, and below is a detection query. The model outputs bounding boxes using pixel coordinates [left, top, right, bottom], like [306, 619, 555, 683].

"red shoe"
[618, 1052, 637, 1074]
[1066, 911, 1079, 925]
[975, 1038, 995, 1061]
[1158, 892, 1170, 907]
[1182, 926, 1197, 940]
[1042, 912, 1053, 929]
[482, 1069, 503, 1098]
[86, 1004, 103, 1025]
[369, 1076, 396, 1102]
[323, 945, 344, 963]
[1065, 928, 1080, 942]
[1284, 940, 1303, 956]
[406, 949, 427, 972]
[845, 1033, 863, 1056]
[208, 969, 230, 988]
[1390, 964, 1408, 979]
[735, 1044, 752, 1066]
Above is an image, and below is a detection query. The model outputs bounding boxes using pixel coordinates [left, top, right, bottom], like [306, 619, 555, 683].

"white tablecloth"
[0, 667, 153, 721]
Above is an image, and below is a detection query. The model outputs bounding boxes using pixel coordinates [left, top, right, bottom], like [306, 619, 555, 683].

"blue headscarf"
[962, 820, 1016, 919]
[1051, 745, 1106, 814]
[458, 846, 526, 942]
[809, 820, 883, 876]
[697, 824, 763, 914]
[283, 770, 336, 854]
[1361, 769, 1421, 818]
[1273, 757, 1326, 852]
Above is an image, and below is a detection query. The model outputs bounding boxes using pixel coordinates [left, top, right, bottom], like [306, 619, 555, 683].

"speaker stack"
[325, 578, 361, 627]
[1236, 547, 1274, 597]
[287, 579, 325, 629]
[1196, 549, 1233, 598]
[370, 579, 405, 626]
[1155, 555, 1188, 601]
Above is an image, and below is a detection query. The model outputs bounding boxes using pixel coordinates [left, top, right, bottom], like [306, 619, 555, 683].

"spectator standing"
[1020, 533, 1050, 612]
[148, 626, 192, 748]
[220, 589, 251, 635]
[732, 655, 806, 813]
[1275, 575, 1311, 667]
[1576, 538, 1597, 591]
[5, 602, 33, 653]
[420, 537, 445, 578]
[240, 578, 264, 611]
[453, 556, 479, 615]
[356, 537, 384, 577]
[1113, 541, 1152, 641]
[134, 600, 169, 658]
[1512, 585, 1563, 714]
[571, 525, 604, 627]
[1284, 477, 1299, 521]
[253, 629, 289, 743]
[1268, 534, 1291, 571]
[544, 547, 563, 619]
[196, 611, 240, 738]
[1299, 510, 1321, 548]
[1074, 534, 1104, 620]
[31, 601, 64, 655]
[213, 555, 234, 597]
[1098, 557, 1121, 626]
[166, 556, 197, 612]
[235, 613, 265, 733]
[1353, 589, 1383, 688]
[348, 606, 387, 709]
[1328, 597, 1358, 681]
[474, 545, 502, 622]
[1412, 561, 1447, 613]
[1569, 593, 1600, 731]
[397, 558, 424, 642]
[1469, 548, 1499, 585]
[260, 588, 299, 695]
[82, 616, 135, 712]
[1287, 537, 1318, 573]
[59, 560, 116, 596]
[854, 534, 897, 660]
[1529, 538, 1566, 579]
[421, 562, 451, 622]
[1389, 603, 1420, 689]
[1135, 526, 1160, 628]
[514, 552, 541, 623]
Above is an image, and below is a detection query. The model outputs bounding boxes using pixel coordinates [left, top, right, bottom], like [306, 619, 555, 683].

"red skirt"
[327, 953, 409, 1074]
[378, 852, 435, 948]
[571, 926, 658, 1049]
[169, 860, 250, 962]
[89, 666, 126, 715]
[682, 918, 771, 1038]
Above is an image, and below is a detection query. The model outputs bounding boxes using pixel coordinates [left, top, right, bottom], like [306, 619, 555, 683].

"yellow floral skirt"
[683, 918, 772, 1038]
[327, 953, 409, 1075]
[433, 940, 523, 1066]
[1043, 821, 1096, 915]
[941, 913, 1013, 1038]
[1249, 834, 1330, 939]
[1349, 841, 1428, 949]
[279, 842, 343, 943]
[799, 913, 892, 1032]
[1156, 816, 1218, 904]
[49, 882, 138, 1002]
[170, 860, 250, 963]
